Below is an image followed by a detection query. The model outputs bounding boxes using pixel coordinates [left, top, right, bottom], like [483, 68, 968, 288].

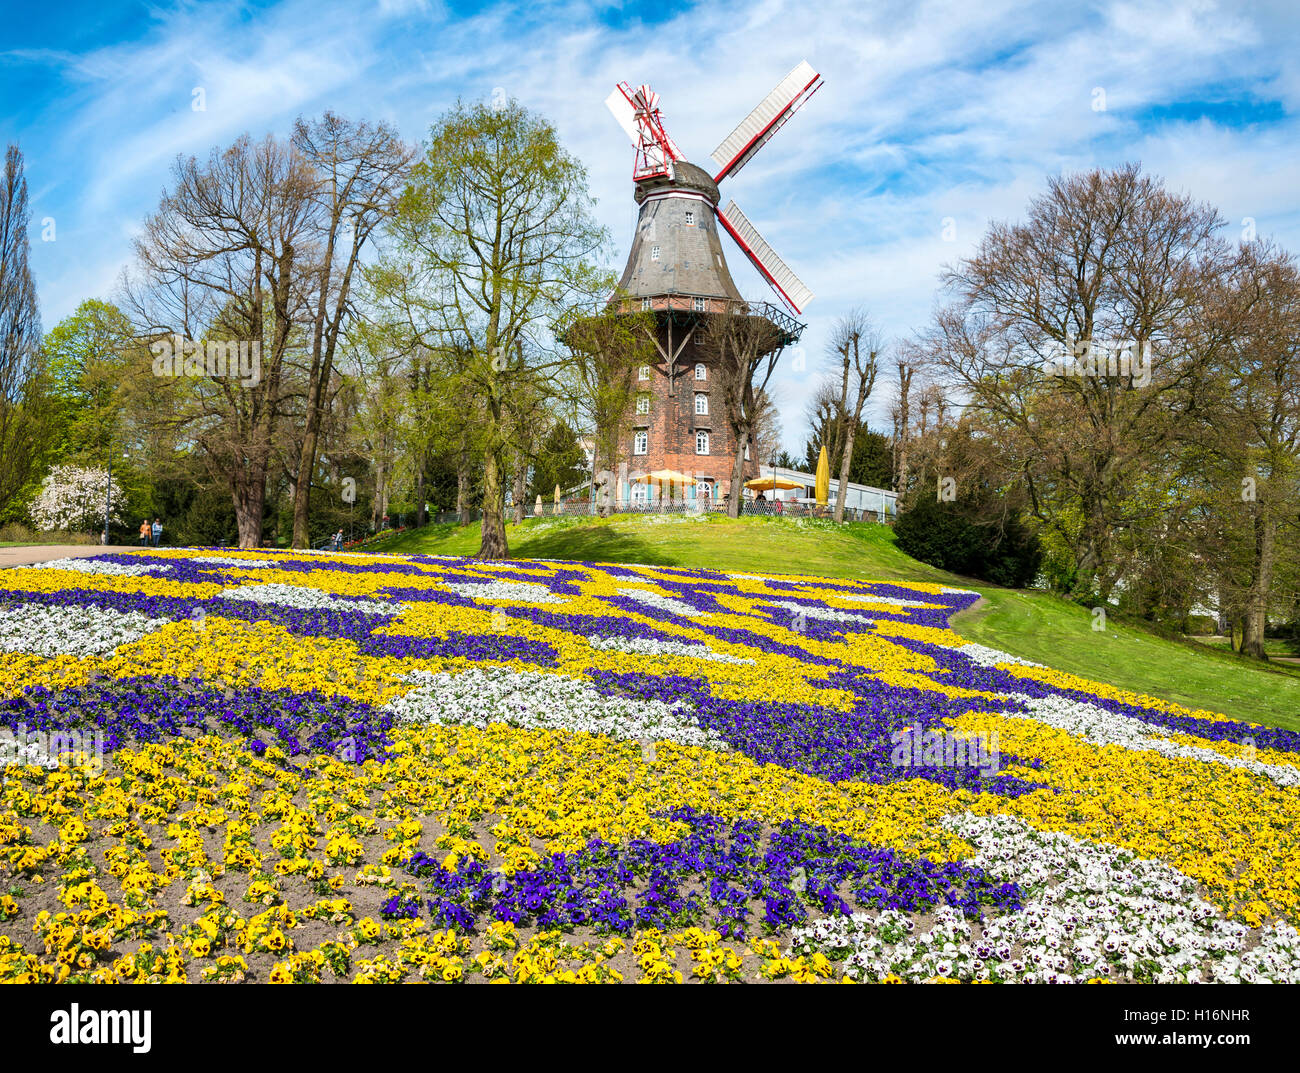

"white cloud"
[11, 0, 1299, 456]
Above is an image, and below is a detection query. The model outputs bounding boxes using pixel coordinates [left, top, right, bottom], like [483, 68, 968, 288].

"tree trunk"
[512, 464, 526, 525]
[415, 466, 426, 528]
[728, 425, 749, 519]
[477, 385, 509, 558]
[232, 473, 265, 549]
[456, 449, 470, 518]
[896, 364, 913, 493]
[478, 447, 509, 558]
[834, 424, 857, 524]
[1242, 510, 1274, 660]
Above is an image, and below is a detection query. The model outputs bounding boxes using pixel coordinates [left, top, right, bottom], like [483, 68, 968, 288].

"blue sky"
[4, 0, 1298, 451]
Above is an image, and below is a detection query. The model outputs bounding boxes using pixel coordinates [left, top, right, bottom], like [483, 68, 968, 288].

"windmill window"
[634, 431, 648, 455]
[692, 296, 706, 312]
[695, 393, 708, 415]
[636, 394, 650, 414]
[685, 211, 695, 226]
[696, 431, 710, 455]
[651, 245, 661, 261]
[641, 297, 652, 311]
[638, 365, 650, 380]
[694, 363, 706, 380]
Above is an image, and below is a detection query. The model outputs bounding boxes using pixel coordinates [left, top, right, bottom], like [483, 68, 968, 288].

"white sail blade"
[716, 200, 814, 314]
[605, 87, 640, 148]
[710, 60, 822, 182]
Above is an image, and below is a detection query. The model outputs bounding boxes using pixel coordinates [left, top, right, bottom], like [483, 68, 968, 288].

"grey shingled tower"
[617, 162, 743, 307]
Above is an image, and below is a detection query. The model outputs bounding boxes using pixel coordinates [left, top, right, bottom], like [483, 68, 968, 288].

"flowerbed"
[0, 549, 1298, 983]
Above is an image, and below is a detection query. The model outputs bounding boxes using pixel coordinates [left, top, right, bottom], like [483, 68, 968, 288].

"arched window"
[696, 431, 710, 455]
[634, 430, 648, 455]
[694, 363, 706, 380]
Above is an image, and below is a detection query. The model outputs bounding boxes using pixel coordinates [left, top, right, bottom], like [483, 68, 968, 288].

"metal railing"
[504, 499, 892, 523]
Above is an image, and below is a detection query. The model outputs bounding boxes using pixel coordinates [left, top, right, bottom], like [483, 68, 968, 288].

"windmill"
[588, 61, 821, 509]
[605, 60, 821, 316]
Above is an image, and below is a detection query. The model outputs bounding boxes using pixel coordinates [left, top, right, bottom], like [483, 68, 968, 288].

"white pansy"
[383, 667, 727, 751]
[767, 600, 875, 625]
[585, 635, 754, 664]
[955, 642, 1044, 668]
[1004, 693, 1300, 789]
[0, 605, 170, 657]
[220, 583, 392, 615]
[787, 812, 1300, 983]
[440, 580, 566, 604]
[616, 588, 704, 617]
[831, 593, 936, 608]
[191, 557, 275, 568]
[25, 557, 158, 577]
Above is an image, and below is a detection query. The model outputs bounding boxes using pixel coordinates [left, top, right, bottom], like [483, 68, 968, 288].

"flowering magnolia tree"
[28, 464, 127, 534]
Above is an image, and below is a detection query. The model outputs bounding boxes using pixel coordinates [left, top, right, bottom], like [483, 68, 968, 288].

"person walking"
[151, 518, 163, 547]
[332, 529, 344, 551]
[138, 520, 151, 546]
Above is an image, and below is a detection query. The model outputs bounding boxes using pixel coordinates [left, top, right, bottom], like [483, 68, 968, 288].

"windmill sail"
[710, 60, 822, 183]
[604, 88, 641, 148]
[716, 200, 814, 314]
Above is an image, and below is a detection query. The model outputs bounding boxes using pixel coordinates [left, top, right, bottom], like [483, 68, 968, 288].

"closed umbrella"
[815, 446, 830, 509]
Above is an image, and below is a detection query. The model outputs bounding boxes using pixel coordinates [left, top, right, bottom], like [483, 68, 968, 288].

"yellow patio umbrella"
[632, 469, 696, 504]
[814, 446, 830, 507]
[744, 475, 804, 492]
[632, 469, 698, 485]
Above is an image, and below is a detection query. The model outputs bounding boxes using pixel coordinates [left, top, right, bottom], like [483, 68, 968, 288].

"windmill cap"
[634, 161, 720, 205]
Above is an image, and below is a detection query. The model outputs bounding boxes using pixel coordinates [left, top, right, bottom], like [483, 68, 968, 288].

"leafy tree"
[530, 420, 586, 503]
[373, 98, 609, 558]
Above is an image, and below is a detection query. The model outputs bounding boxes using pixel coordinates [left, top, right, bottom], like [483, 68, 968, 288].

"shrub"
[894, 494, 1042, 588]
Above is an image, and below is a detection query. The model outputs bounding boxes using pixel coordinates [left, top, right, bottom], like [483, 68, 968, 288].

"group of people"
[137, 519, 164, 546]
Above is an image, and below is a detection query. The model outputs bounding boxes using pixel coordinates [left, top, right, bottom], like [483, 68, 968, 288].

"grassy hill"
[370, 514, 1300, 731]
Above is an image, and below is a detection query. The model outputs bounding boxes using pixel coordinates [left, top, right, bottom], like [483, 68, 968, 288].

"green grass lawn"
[370, 514, 1300, 730]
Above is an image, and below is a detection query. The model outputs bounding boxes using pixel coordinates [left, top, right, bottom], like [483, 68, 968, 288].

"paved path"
[0, 545, 138, 568]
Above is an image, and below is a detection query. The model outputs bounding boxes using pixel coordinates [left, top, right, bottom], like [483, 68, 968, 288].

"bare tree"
[558, 303, 657, 497]
[890, 349, 919, 496]
[704, 308, 791, 518]
[1198, 242, 1300, 658]
[129, 134, 317, 548]
[749, 388, 783, 469]
[288, 114, 412, 548]
[827, 311, 881, 522]
[926, 163, 1233, 599]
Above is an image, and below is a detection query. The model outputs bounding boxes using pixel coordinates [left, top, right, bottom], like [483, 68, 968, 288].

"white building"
[750, 465, 897, 518]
